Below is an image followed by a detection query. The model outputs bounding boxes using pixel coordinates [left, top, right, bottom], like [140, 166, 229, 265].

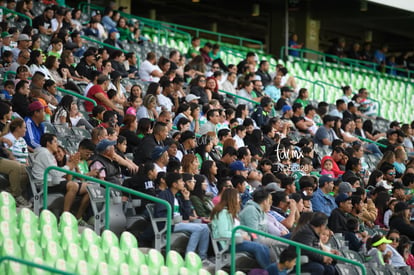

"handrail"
[43, 166, 173, 253]
[230, 225, 366, 275]
[0, 7, 32, 26]
[78, 2, 263, 50]
[357, 135, 387, 148]
[218, 89, 259, 105]
[0, 256, 75, 275]
[294, 76, 326, 101]
[57, 87, 97, 107]
[80, 35, 127, 54]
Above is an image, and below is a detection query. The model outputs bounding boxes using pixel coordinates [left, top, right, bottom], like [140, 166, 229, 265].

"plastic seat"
[198, 269, 211, 275]
[0, 220, 16, 243]
[119, 231, 138, 252]
[54, 258, 69, 272]
[106, 246, 126, 269]
[44, 240, 64, 265]
[86, 244, 105, 272]
[117, 263, 132, 275]
[59, 211, 78, 232]
[22, 239, 42, 261]
[0, 205, 17, 226]
[185, 251, 202, 272]
[96, 262, 110, 275]
[126, 247, 146, 267]
[30, 257, 49, 275]
[60, 226, 80, 251]
[65, 243, 85, 271]
[0, 191, 16, 211]
[18, 208, 38, 228]
[139, 264, 151, 275]
[18, 222, 39, 246]
[39, 223, 59, 249]
[80, 227, 100, 251]
[147, 248, 165, 274]
[101, 229, 119, 253]
[39, 209, 58, 229]
[166, 250, 184, 275]
[76, 260, 91, 275]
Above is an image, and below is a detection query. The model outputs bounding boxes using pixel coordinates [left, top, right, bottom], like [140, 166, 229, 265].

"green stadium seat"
[18, 222, 39, 247]
[86, 244, 105, 273]
[65, 243, 85, 271]
[185, 251, 202, 272]
[119, 231, 138, 252]
[54, 258, 69, 272]
[101, 229, 119, 253]
[0, 191, 16, 211]
[0, 220, 16, 243]
[80, 227, 100, 251]
[18, 208, 38, 228]
[198, 269, 211, 275]
[30, 257, 49, 275]
[216, 270, 228, 275]
[75, 260, 91, 275]
[44, 240, 64, 265]
[0, 205, 16, 226]
[126, 247, 146, 267]
[96, 262, 110, 275]
[139, 264, 151, 275]
[147, 248, 165, 274]
[39, 223, 59, 249]
[60, 225, 79, 251]
[117, 262, 132, 275]
[106, 246, 126, 269]
[22, 239, 42, 261]
[59, 211, 78, 232]
[166, 250, 184, 275]
[39, 209, 58, 229]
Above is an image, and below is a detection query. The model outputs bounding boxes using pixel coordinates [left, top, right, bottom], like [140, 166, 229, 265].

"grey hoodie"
[32, 147, 68, 186]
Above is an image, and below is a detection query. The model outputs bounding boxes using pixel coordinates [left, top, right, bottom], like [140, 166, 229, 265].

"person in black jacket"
[154, 173, 210, 260]
[292, 212, 337, 275]
[133, 122, 168, 165]
[328, 193, 352, 233]
[389, 202, 414, 240]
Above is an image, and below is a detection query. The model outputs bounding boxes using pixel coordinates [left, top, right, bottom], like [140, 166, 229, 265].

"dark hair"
[309, 212, 328, 227]
[200, 160, 216, 183]
[177, 117, 190, 131]
[346, 216, 359, 231]
[345, 157, 360, 171]
[167, 159, 181, 173]
[165, 172, 182, 188]
[279, 246, 297, 263]
[78, 138, 96, 152]
[191, 174, 207, 200]
[137, 118, 154, 136]
[40, 133, 57, 147]
[253, 188, 270, 204]
[231, 175, 246, 188]
[402, 173, 414, 187]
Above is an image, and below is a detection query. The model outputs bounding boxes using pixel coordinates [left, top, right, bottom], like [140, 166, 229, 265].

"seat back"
[146, 203, 167, 250]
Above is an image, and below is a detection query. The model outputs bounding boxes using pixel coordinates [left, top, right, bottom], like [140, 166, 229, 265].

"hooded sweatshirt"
[32, 147, 69, 186]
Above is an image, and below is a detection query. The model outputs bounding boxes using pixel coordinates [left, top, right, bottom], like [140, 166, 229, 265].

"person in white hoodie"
[32, 133, 90, 224]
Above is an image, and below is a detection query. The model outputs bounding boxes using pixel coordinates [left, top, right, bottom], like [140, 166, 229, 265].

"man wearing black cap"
[314, 115, 336, 147]
[328, 193, 352, 233]
[152, 146, 169, 173]
[178, 130, 196, 155]
[90, 139, 122, 185]
[76, 49, 97, 80]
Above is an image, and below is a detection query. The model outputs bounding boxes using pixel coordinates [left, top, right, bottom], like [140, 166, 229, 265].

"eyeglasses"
[389, 237, 400, 242]
[199, 79, 206, 82]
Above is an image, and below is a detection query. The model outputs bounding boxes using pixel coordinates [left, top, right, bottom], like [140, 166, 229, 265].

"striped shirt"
[3, 133, 28, 164]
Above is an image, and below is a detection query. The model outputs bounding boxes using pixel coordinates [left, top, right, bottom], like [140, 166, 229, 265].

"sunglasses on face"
[389, 237, 399, 242]
[388, 172, 396, 176]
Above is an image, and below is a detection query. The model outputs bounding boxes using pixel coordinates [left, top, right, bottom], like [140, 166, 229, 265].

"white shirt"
[139, 60, 161, 82]
[233, 134, 245, 148]
[157, 94, 174, 112]
[304, 116, 318, 136]
[154, 163, 166, 174]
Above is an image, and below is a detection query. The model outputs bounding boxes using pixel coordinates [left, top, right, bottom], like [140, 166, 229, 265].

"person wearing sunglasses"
[385, 229, 408, 268]
[380, 162, 397, 189]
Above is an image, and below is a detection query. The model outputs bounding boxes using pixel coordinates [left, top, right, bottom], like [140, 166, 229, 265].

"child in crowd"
[0, 80, 15, 101]
[366, 234, 392, 266]
[321, 158, 336, 177]
[126, 94, 142, 116]
[383, 198, 397, 228]
[343, 217, 367, 252]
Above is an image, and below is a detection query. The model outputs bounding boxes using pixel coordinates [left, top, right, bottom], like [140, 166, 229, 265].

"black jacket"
[389, 215, 414, 240]
[133, 134, 163, 165]
[155, 189, 193, 221]
[89, 154, 122, 185]
[291, 224, 324, 263]
[328, 208, 348, 233]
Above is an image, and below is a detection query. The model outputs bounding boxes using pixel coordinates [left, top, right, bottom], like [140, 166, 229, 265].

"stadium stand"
[0, 0, 414, 274]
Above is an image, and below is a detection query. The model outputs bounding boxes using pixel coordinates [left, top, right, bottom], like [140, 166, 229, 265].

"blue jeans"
[301, 262, 336, 275]
[174, 222, 210, 260]
[236, 241, 270, 269]
[365, 143, 383, 158]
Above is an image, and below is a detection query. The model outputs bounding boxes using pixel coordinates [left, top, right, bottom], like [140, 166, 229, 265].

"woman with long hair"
[28, 50, 50, 78]
[245, 129, 265, 161]
[190, 174, 214, 219]
[51, 95, 74, 126]
[367, 169, 383, 188]
[389, 202, 414, 240]
[294, 88, 310, 108]
[136, 94, 158, 120]
[136, 118, 154, 140]
[235, 104, 249, 125]
[374, 191, 391, 228]
[210, 188, 271, 269]
[181, 154, 199, 175]
[119, 114, 140, 154]
[44, 55, 68, 88]
[195, 134, 213, 168]
[200, 160, 219, 197]
[189, 75, 209, 105]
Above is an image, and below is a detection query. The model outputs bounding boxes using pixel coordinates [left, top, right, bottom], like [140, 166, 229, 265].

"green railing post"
[295, 246, 301, 275]
[230, 225, 366, 275]
[0, 7, 32, 26]
[42, 166, 173, 253]
[0, 256, 76, 275]
[218, 89, 259, 106]
[56, 87, 97, 107]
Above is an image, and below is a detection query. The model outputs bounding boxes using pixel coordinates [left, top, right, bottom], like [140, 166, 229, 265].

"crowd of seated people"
[0, 1, 414, 273]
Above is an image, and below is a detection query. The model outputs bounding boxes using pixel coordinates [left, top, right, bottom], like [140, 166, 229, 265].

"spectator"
[389, 202, 414, 240]
[255, 60, 272, 87]
[24, 101, 45, 151]
[32, 7, 54, 35]
[75, 50, 97, 80]
[138, 52, 163, 82]
[89, 139, 122, 185]
[275, 86, 293, 111]
[311, 175, 336, 216]
[328, 193, 353, 233]
[85, 74, 123, 114]
[314, 115, 336, 148]
[133, 122, 168, 164]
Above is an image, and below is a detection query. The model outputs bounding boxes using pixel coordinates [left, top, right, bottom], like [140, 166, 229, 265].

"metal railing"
[230, 225, 366, 275]
[218, 89, 259, 105]
[0, 6, 32, 26]
[77, 2, 263, 51]
[42, 166, 173, 253]
[57, 87, 97, 107]
[0, 256, 75, 275]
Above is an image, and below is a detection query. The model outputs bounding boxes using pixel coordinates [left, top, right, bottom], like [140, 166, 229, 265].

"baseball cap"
[335, 193, 351, 204]
[96, 139, 116, 153]
[264, 182, 285, 193]
[1, 32, 12, 38]
[17, 34, 31, 41]
[151, 146, 168, 161]
[109, 28, 119, 34]
[28, 101, 45, 112]
[185, 94, 200, 102]
[394, 201, 409, 213]
[179, 130, 196, 143]
[319, 175, 334, 186]
[229, 160, 248, 172]
[282, 105, 292, 114]
[338, 182, 356, 194]
[91, 10, 101, 17]
[372, 235, 392, 247]
[281, 86, 292, 93]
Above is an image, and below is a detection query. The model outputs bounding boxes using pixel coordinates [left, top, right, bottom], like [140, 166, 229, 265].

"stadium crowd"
[0, 1, 414, 274]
